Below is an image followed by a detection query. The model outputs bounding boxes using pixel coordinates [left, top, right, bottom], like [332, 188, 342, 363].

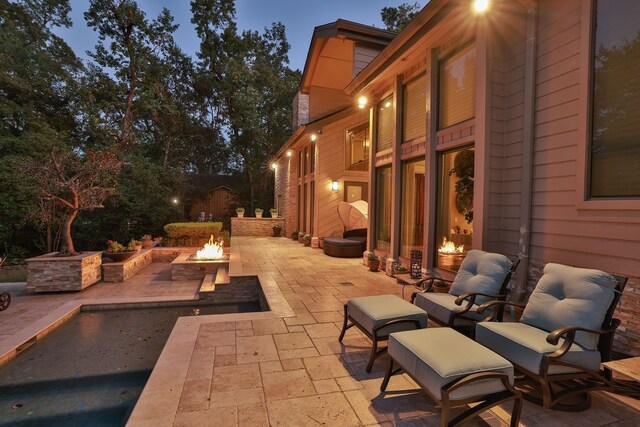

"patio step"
[215, 267, 230, 285]
[199, 273, 215, 294]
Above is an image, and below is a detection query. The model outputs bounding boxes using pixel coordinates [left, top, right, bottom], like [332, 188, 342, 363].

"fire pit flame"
[194, 235, 224, 260]
[438, 237, 464, 254]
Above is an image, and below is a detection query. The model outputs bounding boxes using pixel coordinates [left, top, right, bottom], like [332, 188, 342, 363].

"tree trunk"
[59, 209, 78, 256]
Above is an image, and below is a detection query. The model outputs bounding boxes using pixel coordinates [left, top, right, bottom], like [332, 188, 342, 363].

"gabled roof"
[299, 19, 396, 93]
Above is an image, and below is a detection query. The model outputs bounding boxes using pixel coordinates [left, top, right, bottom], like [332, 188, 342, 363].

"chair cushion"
[323, 237, 361, 247]
[389, 328, 513, 401]
[449, 250, 512, 305]
[521, 263, 618, 350]
[476, 322, 602, 375]
[414, 292, 484, 326]
[348, 295, 428, 337]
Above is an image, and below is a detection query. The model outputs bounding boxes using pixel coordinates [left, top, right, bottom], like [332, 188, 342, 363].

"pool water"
[0, 303, 260, 426]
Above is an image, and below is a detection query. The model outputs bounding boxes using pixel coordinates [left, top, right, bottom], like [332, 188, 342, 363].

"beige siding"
[308, 86, 353, 122]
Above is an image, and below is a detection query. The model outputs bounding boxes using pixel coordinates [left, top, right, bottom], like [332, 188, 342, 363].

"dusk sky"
[56, 0, 425, 71]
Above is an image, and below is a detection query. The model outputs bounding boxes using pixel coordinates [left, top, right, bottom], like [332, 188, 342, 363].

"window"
[297, 151, 302, 178]
[310, 181, 315, 234]
[375, 166, 392, 251]
[590, 0, 640, 197]
[376, 96, 394, 151]
[310, 142, 316, 173]
[346, 123, 369, 171]
[436, 147, 474, 272]
[438, 43, 476, 129]
[344, 182, 368, 203]
[403, 74, 427, 143]
[400, 159, 425, 258]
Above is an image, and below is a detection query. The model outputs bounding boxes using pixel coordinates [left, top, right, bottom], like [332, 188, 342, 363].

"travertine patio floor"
[1, 236, 638, 426]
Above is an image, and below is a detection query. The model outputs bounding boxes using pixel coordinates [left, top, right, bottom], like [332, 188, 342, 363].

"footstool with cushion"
[322, 236, 364, 258]
[381, 327, 522, 427]
[338, 295, 428, 372]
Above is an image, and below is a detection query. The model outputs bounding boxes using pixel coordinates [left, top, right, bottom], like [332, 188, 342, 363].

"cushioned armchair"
[411, 250, 520, 336]
[475, 263, 627, 411]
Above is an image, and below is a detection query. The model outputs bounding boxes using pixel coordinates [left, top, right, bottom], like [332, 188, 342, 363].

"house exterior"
[273, 20, 395, 240]
[275, 0, 640, 354]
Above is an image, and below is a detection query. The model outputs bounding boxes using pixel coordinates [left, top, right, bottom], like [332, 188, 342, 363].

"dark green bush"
[163, 222, 230, 247]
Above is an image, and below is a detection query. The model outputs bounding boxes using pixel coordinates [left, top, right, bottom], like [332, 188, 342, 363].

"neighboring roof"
[299, 19, 396, 93]
[186, 174, 236, 191]
[345, 0, 450, 95]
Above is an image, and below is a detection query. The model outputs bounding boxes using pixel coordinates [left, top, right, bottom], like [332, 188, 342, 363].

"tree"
[381, 2, 421, 32]
[25, 149, 122, 255]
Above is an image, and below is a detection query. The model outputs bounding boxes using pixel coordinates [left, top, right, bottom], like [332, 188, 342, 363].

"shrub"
[368, 253, 379, 261]
[163, 222, 229, 247]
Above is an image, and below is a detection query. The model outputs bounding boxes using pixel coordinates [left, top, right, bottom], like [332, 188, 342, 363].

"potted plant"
[303, 234, 312, 246]
[103, 240, 136, 262]
[141, 234, 153, 249]
[298, 231, 305, 243]
[291, 230, 299, 240]
[367, 253, 380, 272]
[130, 239, 142, 252]
[272, 225, 282, 237]
[236, 207, 245, 218]
[394, 264, 409, 276]
[255, 208, 263, 218]
[269, 208, 278, 218]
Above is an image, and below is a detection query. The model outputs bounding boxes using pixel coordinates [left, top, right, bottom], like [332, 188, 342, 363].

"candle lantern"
[410, 250, 422, 279]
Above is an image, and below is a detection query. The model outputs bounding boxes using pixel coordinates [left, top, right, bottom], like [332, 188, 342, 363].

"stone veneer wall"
[102, 250, 153, 283]
[26, 251, 102, 292]
[520, 257, 640, 356]
[199, 276, 261, 305]
[231, 217, 285, 236]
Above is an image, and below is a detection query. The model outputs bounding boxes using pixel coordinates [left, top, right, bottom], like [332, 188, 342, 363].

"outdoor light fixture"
[358, 96, 367, 109]
[331, 180, 339, 192]
[271, 162, 278, 170]
[473, 0, 489, 13]
[310, 133, 317, 141]
[385, 101, 391, 108]
[172, 198, 179, 204]
[286, 149, 293, 157]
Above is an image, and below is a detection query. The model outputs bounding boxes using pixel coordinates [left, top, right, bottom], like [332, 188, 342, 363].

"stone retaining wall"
[231, 217, 285, 236]
[102, 250, 153, 283]
[199, 276, 262, 305]
[26, 252, 102, 292]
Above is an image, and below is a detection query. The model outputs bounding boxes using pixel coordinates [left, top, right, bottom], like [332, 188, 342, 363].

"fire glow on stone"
[194, 235, 224, 260]
[438, 237, 464, 254]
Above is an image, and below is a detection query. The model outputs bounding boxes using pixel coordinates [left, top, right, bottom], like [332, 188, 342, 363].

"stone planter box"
[231, 217, 285, 236]
[26, 251, 102, 293]
[102, 249, 153, 283]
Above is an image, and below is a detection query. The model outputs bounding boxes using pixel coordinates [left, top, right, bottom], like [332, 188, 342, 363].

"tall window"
[375, 166, 392, 251]
[310, 142, 316, 173]
[590, 1, 640, 197]
[376, 96, 394, 152]
[403, 74, 427, 142]
[439, 43, 476, 129]
[346, 123, 369, 171]
[436, 147, 474, 272]
[400, 159, 425, 258]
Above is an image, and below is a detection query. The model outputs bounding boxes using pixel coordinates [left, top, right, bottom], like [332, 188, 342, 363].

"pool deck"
[1, 236, 639, 426]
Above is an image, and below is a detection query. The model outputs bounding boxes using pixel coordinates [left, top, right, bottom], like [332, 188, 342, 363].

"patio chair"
[411, 250, 520, 336]
[475, 263, 627, 411]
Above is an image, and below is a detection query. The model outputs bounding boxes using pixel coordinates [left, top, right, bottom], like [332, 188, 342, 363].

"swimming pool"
[0, 302, 260, 426]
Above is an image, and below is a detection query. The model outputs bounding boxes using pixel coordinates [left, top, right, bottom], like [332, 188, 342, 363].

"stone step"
[199, 273, 215, 294]
[215, 267, 230, 285]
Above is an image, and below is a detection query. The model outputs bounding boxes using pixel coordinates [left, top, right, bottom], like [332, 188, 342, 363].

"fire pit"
[171, 235, 230, 281]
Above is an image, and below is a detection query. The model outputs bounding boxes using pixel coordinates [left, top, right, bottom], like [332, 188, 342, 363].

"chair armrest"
[476, 300, 525, 321]
[453, 292, 510, 315]
[545, 319, 621, 360]
[409, 277, 452, 303]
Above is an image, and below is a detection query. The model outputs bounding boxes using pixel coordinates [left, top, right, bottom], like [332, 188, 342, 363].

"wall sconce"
[473, 0, 489, 13]
[357, 95, 367, 109]
[286, 149, 293, 157]
[271, 162, 278, 170]
[310, 133, 317, 142]
[331, 180, 339, 192]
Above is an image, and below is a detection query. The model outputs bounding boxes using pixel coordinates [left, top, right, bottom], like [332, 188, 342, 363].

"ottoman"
[339, 295, 428, 372]
[381, 328, 522, 427]
[322, 237, 363, 258]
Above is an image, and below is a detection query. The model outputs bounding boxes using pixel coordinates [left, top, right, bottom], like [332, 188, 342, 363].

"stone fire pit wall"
[231, 217, 284, 236]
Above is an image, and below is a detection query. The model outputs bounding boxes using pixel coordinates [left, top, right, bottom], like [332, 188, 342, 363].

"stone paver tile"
[312, 311, 344, 323]
[304, 322, 341, 339]
[287, 300, 305, 309]
[313, 379, 341, 394]
[287, 325, 305, 333]
[281, 358, 304, 371]
[283, 313, 317, 326]
[214, 354, 237, 367]
[262, 369, 316, 402]
[313, 336, 370, 356]
[278, 347, 320, 360]
[186, 347, 215, 381]
[337, 376, 364, 392]
[251, 318, 289, 335]
[266, 392, 360, 427]
[213, 363, 261, 392]
[259, 360, 282, 374]
[195, 329, 236, 349]
[210, 387, 264, 409]
[174, 406, 238, 427]
[236, 329, 253, 337]
[238, 402, 269, 427]
[343, 389, 387, 426]
[303, 354, 352, 380]
[216, 345, 235, 356]
[236, 335, 279, 364]
[200, 321, 236, 332]
[235, 320, 252, 330]
[273, 332, 314, 351]
[177, 378, 211, 413]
